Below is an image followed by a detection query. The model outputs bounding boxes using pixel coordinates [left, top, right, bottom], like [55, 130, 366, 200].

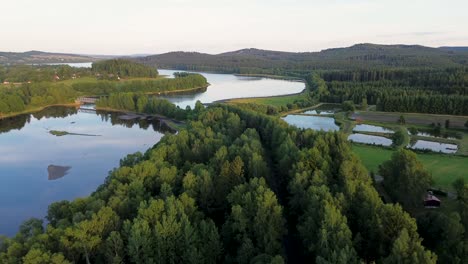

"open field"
[352, 144, 468, 191]
[227, 93, 306, 107]
[352, 110, 468, 129]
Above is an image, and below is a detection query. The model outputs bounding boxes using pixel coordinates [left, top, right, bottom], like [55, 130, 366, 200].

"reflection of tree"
[33, 106, 78, 120]
[0, 113, 31, 134]
[0, 106, 174, 135]
[95, 110, 174, 133]
[0, 106, 79, 134]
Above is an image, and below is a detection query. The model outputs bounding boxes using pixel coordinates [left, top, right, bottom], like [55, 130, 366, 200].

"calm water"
[158, 69, 305, 108]
[0, 107, 167, 235]
[282, 115, 339, 131]
[348, 133, 393, 146]
[303, 110, 335, 115]
[408, 140, 458, 154]
[353, 124, 394, 134]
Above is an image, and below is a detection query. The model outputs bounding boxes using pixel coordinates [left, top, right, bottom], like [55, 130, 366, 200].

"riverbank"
[234, 73, 305, 82]
[212, 87, 307, 106]
[145, 85, 209, 96]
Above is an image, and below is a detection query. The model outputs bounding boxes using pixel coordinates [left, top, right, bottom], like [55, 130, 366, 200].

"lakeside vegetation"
[0, 60, 208, 118]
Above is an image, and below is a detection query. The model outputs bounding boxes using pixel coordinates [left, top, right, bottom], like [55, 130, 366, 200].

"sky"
[0, 0, 467, 55]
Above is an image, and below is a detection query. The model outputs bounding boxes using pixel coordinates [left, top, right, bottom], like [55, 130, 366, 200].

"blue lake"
[0, 107, 167, 235]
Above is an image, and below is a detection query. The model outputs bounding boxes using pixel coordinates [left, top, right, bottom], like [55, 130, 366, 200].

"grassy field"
[352, 144, 468, 191]
[353, 110, 468, 129]
[227, 93, 305, 107]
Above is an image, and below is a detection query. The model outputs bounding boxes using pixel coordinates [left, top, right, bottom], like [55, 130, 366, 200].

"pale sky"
[0, 0, 467, 55]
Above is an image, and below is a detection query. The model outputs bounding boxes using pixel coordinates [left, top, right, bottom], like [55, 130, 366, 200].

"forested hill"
[0, 50, 95, 65]
[137, 43, 468, 74]
[92, 59, 159, 78]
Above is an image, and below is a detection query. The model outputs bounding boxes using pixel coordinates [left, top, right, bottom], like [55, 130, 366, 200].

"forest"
[316, 68, 468, 115]
[92, 59, 159, 79]
[73, 74, 207, 96]
[1, 105, 466, 263]
[0, 65, 91, 83]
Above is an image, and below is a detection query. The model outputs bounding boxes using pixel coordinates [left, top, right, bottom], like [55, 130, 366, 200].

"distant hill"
[0, 50, 95, 65]
[137, 43, 468, 74]
[439, 46, 468, 52]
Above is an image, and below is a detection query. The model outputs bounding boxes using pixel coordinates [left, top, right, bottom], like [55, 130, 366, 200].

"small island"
[49, 130, 100, 137]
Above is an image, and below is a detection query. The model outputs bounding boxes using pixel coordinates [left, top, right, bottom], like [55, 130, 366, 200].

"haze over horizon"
[1, 0, 467, 55]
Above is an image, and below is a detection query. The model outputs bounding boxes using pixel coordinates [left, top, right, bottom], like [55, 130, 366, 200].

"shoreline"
[0, 84, 209, 120]
[145, 85, 209, 96]
[208, 88, 307, 105]
[234, 73, 305, 82]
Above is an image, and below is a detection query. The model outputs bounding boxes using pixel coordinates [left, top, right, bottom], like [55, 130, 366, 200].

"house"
[54, 75, 60, 80]
[3, 81, 9, 85]
[424, 192, 441, 208]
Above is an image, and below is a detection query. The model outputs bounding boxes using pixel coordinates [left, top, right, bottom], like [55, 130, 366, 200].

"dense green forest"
[315, 68, 468, 115]
[138, 44, 468, 75]
[92, 59, 159, 79]
[1, 105, 466, 263]
[0, 81, 77, 114]
[0, 59, 159, 83]
[73, 74, 207, 96]
[0, 65, 91, 83]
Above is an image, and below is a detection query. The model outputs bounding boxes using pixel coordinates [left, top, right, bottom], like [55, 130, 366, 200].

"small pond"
[408, 140, 458, 154]
[348, 133, 393, 146]
[282, 115, 339, 131]
[303, 110, 335, 115]
[353, 124, 394, 134]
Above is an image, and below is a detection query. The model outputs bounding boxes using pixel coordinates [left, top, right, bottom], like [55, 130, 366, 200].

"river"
[0, 68, 304, 236]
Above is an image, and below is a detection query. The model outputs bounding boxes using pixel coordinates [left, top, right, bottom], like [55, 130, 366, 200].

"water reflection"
[282, 115, 339, 131]
[47, 165, 72, 180]
[353, 124, 394, 134]
[303, 110, 335, 115]
[348, 133, 393, 146]
[408, 140, 458, 154]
